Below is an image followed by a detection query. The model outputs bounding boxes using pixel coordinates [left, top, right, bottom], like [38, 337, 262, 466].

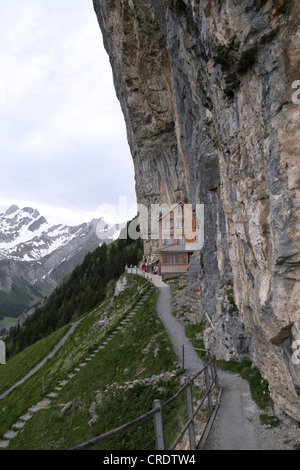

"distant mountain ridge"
[0, 205, 118, 262]
[0, 205, 122, 321]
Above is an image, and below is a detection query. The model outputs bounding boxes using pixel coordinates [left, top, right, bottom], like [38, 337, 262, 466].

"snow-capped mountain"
[0, 205, 120, 262]
[0, 205, 123, 322]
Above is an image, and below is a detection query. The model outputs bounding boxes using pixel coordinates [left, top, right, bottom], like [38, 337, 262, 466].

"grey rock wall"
[93, 0, 300, 421]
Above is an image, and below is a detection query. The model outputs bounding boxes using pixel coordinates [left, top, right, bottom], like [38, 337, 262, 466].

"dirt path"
[151, 274, 203, 374]
[204, 369, 299, 450]
[0, 320, 81, 401]
[149, 274, 300, 450]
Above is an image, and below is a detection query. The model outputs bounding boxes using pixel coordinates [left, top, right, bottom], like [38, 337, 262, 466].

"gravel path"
[204, 369, 300, 450]
[0, 321, 81, 401]
[150, 274, 300, 450]
[150, 275, 203, 375]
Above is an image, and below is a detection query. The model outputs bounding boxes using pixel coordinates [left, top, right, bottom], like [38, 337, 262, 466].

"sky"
[0, 0, 137, 226]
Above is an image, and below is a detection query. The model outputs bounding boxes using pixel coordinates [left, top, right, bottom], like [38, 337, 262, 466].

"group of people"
[141, 261, 160, 275]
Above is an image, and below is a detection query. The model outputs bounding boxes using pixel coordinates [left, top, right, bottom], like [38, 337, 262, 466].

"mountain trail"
[149, 274, 300, 450]
[149, 274, 203, 374]
[0, 321, 81, 401]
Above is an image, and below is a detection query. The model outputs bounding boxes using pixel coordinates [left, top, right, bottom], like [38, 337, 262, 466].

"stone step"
[4, 430, 18, 440]
[29, 399, 51, 412]
[0, 440, 10, 448]
[19, 413, 32, 422]
[12, 421, 25, 430]
[59, 380, 68, 386]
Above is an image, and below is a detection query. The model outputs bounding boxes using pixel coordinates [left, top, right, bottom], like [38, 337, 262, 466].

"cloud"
[0, 0, 136, 223]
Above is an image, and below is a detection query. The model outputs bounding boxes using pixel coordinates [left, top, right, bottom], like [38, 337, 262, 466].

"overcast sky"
[0, 0, 137, 226]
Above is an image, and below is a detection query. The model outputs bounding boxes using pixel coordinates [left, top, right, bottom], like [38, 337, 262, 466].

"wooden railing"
[125, 266, 150, 279]
[71, 355, 221, 451]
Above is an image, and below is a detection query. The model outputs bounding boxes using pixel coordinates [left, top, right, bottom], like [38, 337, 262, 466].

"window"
[177, 236, 185, 245]
[162, 254, 169, 264]
[177, 220, 184, 228]
[165, 237, 172, 244]
[162, 252, 193, 265]
[172, 252, 188, 264]
[162, 253, 174, 264]
[165, 219, 171, 229]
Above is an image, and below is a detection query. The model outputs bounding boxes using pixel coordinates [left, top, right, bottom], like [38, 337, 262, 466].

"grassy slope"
[0, 327, 68, 396]
[0, 274, 188, 450]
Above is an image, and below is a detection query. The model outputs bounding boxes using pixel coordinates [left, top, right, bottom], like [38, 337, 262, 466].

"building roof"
[158, 201, 184, 221]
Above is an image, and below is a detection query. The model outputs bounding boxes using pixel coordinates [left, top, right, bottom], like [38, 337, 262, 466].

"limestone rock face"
[93, 0, 300, 421]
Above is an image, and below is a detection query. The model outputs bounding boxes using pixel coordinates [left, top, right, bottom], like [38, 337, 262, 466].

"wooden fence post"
[185, 378, 196, 450]
[213, 357, 219, 391]
[207, 349, 214, 382]
[153, 399, 165, 450]
[204, 366, 213, 415]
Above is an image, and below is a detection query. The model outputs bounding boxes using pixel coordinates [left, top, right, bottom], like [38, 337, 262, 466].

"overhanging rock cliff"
[93, 0, 300, 422]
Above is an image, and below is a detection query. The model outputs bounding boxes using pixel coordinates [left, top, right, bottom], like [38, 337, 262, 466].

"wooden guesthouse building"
[158, 202, 199, 275]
